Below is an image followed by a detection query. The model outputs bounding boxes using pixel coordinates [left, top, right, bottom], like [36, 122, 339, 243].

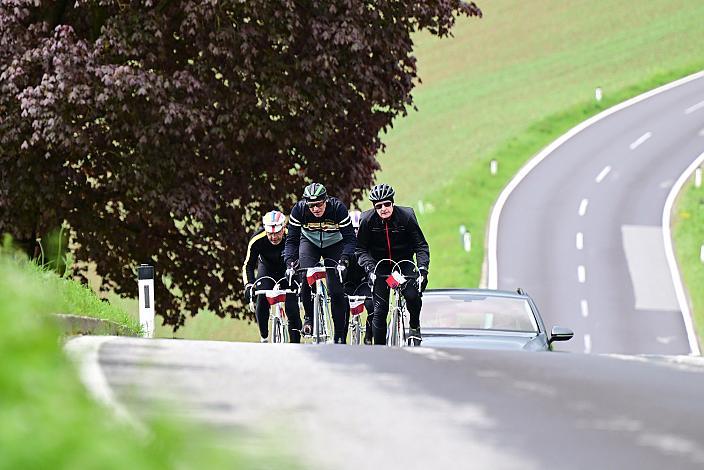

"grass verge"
[673, 180, 704, 345]
[0, 253, 290, 468]
[417, 63, 704, 288]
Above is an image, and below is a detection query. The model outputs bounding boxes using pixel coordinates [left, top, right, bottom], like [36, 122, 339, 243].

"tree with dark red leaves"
[0, 0, 481, 328]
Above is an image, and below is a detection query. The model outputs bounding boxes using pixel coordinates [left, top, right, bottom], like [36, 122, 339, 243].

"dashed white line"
[629, 131, 652, 150]
[580, 300, 589, 318]
[577, 265, 586, 283]
[576, 232, 584, 250]
[685, 100, 704, 114]
[584, 334, 592, 354]
[595, 166, 612, 183]
[578, 198, 589, 216]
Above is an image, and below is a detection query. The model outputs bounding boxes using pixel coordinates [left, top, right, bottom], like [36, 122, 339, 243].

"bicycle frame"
[372, 258, 422, 347]
[347, 295, 369, 345]
[253, 276, 298, 344]
[301, 258, 342, 344]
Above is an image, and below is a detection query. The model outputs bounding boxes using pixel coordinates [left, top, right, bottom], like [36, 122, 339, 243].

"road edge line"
[662, 151, 704, 356]
[487, 70, 704, 289]
[65, 336, 147, 431]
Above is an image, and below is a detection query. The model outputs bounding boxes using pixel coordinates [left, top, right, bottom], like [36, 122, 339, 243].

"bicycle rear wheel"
[272, 317, 283, 343]
[349, 317, 361, 345]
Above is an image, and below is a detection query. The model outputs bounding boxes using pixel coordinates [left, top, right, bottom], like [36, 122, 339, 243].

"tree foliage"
[0, 0, 481, 328]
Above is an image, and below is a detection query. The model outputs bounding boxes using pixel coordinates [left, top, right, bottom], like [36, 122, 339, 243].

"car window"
[422, 294, 539, 332]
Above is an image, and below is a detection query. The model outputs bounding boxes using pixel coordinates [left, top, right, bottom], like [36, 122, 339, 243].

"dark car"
[419, 288, 573, 351]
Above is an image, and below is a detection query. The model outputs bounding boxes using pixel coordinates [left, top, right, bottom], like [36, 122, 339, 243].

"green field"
[673, 180, 704, 344]
[376, 0, 704, 287]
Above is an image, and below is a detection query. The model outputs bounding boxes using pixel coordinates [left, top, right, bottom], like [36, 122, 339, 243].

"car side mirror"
[548, 326, 574, 344]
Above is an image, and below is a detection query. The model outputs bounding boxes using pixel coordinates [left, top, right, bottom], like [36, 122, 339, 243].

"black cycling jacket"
[284, 197, 356, 266]
[355, 205, 430, 273]
[242, 228, 286, 285]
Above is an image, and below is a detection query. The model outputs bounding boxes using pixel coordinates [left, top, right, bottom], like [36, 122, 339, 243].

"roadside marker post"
[700, 244, 704, 263]
[490, 159, 498, 175]
[695, 167, 702, 188]
[138, 264, 155, 338]
[595, 87, 603, 102]
[463, 232, 472, 253]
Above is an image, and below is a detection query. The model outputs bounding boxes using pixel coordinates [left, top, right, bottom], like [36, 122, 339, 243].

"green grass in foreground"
[0, 254, 290, 468]
[374, 0, 704, 287]
[673, 181, 704, 345]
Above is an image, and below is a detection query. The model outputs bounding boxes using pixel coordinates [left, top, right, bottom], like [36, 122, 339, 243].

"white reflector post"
[695, 167, 702, 188]
[138, 264, 155, 338]
[595, 86, 603, 102]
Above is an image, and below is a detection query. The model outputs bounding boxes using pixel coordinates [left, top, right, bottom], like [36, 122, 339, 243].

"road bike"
[296, 258, 344, 344]
[250, 276, 299, 343]
[347, 294, 370, 345]
[372, 258, 424, 347]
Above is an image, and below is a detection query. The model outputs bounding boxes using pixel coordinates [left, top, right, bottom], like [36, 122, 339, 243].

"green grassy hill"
[377, 0, 704, 286]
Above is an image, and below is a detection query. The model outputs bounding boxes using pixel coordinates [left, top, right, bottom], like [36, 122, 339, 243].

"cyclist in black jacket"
[356, 184, 430, 345]
[343, 210, 375, 344]
[243, 210, 302, 343]
[284, 183, 356, 343]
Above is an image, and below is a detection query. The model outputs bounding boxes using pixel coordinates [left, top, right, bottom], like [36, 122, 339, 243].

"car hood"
[420, 329, 547, 351]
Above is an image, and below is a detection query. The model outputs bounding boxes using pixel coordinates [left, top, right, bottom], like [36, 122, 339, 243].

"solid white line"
[65, 336, 147, 432]
[577, 265, 586, 283]
[580, 300, 589, 318]
[486, 70, 704, 289]
[629, 131, 652, 150]
[685, 100, 704, 114]
[578, 198, 589, 216]
[584, 334, 592, 354]
[576, 232, 584, 250]
[595, 166, 612, 183]
[662, 150, 704, 356]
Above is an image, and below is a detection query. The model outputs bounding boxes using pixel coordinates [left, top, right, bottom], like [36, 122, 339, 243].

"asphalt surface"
[495, 74, 704, 354]
[69, 336, 704, 470]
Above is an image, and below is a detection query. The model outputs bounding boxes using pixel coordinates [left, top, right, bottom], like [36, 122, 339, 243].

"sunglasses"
[307, 200, 326, 209]
[374, 201, 393, 210]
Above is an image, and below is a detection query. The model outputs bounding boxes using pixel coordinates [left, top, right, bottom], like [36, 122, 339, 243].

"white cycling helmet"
[349, 210, 362, 229]
[262, 210, 286, 233]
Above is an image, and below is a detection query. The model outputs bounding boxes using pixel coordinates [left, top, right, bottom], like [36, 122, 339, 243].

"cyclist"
[355, 183, 430, 345]
[284, 183, 356, 344]
[344, 210, 375, 344]
[243, 210, 302, 343]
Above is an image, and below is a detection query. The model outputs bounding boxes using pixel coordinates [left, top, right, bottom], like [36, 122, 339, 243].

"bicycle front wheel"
[272, 317, 283, 343]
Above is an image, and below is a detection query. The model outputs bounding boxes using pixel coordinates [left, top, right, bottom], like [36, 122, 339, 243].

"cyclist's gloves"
[244, 283, 253, 304]
[367, 272, 377, 288]
[419, 267, 429, 293]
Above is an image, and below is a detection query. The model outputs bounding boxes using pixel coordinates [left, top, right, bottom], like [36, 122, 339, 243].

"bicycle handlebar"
[371, 258, 423, 288]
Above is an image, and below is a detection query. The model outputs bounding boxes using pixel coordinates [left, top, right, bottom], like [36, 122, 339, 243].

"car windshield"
[422, 294, 539, 333]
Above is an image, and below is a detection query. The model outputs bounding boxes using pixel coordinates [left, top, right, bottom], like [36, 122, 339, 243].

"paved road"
[493, 73, 704, 354]
[69, 336, 704, 470]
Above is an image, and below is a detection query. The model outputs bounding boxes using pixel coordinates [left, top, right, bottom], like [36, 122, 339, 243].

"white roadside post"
[695, 167, 702, 188]
[463, 232, 472, 253]
[418, 200, 425, 214]
[490, 159, 498, 175]
[138, 264, 155, 338]
[595, 87, 603, 102]
[700, 244, 704, 263]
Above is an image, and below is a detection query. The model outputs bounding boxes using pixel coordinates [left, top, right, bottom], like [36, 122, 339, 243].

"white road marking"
[621, 225, 678, 311]
[584, 334, 592, 354]
[576, 232, 584, 250]
[486, 70, 704, 289]
[662, 150, 704, 355]
[580, 300, 589, 318]
[578, 198, 589, 216]
[685, 100, 704, 114]
[595, 166, 612, 183]
[629, 131, 652, 150]
[578, 265, 586, 283]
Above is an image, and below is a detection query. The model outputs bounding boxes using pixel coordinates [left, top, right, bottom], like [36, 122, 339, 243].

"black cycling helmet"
[303, 182, 327, 202]
[368, 183, 395, 202]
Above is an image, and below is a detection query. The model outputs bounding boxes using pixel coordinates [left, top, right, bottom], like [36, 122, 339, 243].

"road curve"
[69, 336, 704, 470]
[491, 72, 704, 354]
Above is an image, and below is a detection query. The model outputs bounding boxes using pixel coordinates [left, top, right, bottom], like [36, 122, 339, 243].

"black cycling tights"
[298, 238, 347, 343]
